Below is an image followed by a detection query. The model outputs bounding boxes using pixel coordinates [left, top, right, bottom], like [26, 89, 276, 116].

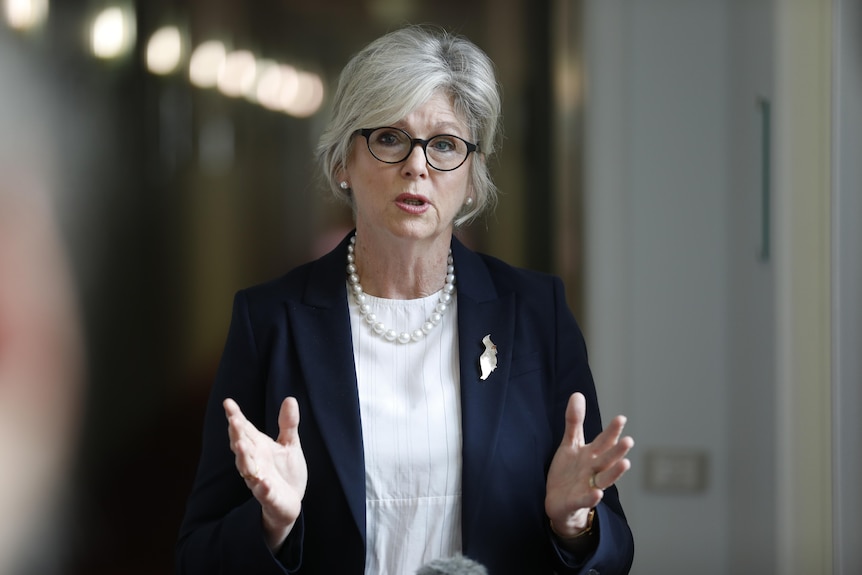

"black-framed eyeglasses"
[355, 127, 479, 172]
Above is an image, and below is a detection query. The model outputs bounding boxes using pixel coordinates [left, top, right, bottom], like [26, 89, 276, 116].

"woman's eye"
[374, 131, 405, 147]
[430, 138, 457, 152]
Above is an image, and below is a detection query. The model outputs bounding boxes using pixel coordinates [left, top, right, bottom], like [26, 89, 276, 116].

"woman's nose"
[401, 144, 429, 177]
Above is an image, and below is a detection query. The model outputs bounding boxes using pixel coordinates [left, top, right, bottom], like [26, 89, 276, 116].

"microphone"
[416, 554, 488, 575]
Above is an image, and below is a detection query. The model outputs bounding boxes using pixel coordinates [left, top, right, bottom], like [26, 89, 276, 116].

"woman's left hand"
[545, 392, 634, 538]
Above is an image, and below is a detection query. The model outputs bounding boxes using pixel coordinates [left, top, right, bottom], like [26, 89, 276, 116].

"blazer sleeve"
[547, 276, 635, 575]
[175, 290, 303, 574]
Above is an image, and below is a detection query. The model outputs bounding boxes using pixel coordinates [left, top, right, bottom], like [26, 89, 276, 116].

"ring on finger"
[589, 473, 601, 490]
[241, 463, 260, 481]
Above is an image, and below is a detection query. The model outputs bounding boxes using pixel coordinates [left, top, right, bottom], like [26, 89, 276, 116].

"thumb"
[276, 396, 301, 446]
[563, 392, 587, 448]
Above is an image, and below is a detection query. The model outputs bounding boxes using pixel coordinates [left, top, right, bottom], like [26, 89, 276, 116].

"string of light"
[2, 0, 326, 118]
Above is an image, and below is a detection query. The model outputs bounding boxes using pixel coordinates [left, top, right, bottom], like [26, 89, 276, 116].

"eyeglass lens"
[365, 128, 471, 171]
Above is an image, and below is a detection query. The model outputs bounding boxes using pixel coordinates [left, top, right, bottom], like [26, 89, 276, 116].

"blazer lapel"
[452, 237, 517, 545]
[284, 234, 516, 550]
[288, 233, 366, 543]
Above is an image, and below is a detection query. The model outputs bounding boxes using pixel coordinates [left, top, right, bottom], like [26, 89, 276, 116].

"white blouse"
[348, 284, 463, 574]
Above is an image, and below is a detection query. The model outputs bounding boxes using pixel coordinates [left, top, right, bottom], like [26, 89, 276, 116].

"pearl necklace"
[346, 235, 456, 344]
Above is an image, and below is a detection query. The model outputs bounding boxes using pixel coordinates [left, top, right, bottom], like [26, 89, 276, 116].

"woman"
[177, 25, 635, 574]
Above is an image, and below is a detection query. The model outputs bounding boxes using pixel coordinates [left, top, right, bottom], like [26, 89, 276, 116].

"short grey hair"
[317, 25, 502, 226]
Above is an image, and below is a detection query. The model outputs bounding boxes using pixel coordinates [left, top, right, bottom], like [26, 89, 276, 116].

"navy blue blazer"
[177, 233, 634, 574]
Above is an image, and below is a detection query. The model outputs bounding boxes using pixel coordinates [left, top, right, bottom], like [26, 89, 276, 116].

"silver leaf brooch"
[479, 334, 498, 380]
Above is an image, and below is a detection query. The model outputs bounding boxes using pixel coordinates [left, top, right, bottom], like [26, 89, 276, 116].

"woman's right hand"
[224, 397, 308, 551]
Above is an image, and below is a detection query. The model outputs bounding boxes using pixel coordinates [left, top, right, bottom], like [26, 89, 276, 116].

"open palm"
[224, 397, 308, 550]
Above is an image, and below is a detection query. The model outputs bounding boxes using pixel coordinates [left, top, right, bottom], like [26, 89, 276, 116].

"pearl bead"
[348, 234, 455, 344]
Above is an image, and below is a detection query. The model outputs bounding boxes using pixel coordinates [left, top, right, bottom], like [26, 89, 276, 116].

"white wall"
[583, 2, 730, 573]
[724, 0, 777, 571]
[831, 0, 861, 572]
[583, 2, 836, 573]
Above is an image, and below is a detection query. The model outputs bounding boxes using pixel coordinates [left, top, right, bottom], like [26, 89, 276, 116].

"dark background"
[0, 0, 581, 572]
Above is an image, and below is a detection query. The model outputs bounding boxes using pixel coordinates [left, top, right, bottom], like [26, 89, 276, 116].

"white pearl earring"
[465, 197, 474, 206]
[339, 181, 349, 190]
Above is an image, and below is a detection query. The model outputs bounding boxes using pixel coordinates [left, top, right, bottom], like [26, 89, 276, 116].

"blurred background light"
[216, 49, 256, 98]
[3, 0, 49, 31]
[283, 71, 324, 118]
[146, 25, 183, 75]
[90, 5, 136, 60]
[265, 64, 299, 112]
[244, 58, 274, 105]
[189, 40, 226, 89]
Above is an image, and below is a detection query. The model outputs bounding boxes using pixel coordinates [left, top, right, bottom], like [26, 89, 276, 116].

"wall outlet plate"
[644, 448, 709, 493]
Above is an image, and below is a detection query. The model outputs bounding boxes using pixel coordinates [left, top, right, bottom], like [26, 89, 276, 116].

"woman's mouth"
[396, 194, 430, 213]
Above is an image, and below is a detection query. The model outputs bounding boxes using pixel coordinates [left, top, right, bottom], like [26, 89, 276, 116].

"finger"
[592, 432, 634, 468]
[224, 399, 244, 444]
[224, 398, 260, 446]
[223, 399, 267, 482]
[594, 456, 632, 489]
[592, 436, 634, 486]
[223, 398, 246, 436]
[590, 414, 628, 453]
[562, 392, 587, 448]
[276, 397, 301, 447]
[223, 397, 240, 416]
[227, 427, 260, 481]
[239, 452, 261, 481]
